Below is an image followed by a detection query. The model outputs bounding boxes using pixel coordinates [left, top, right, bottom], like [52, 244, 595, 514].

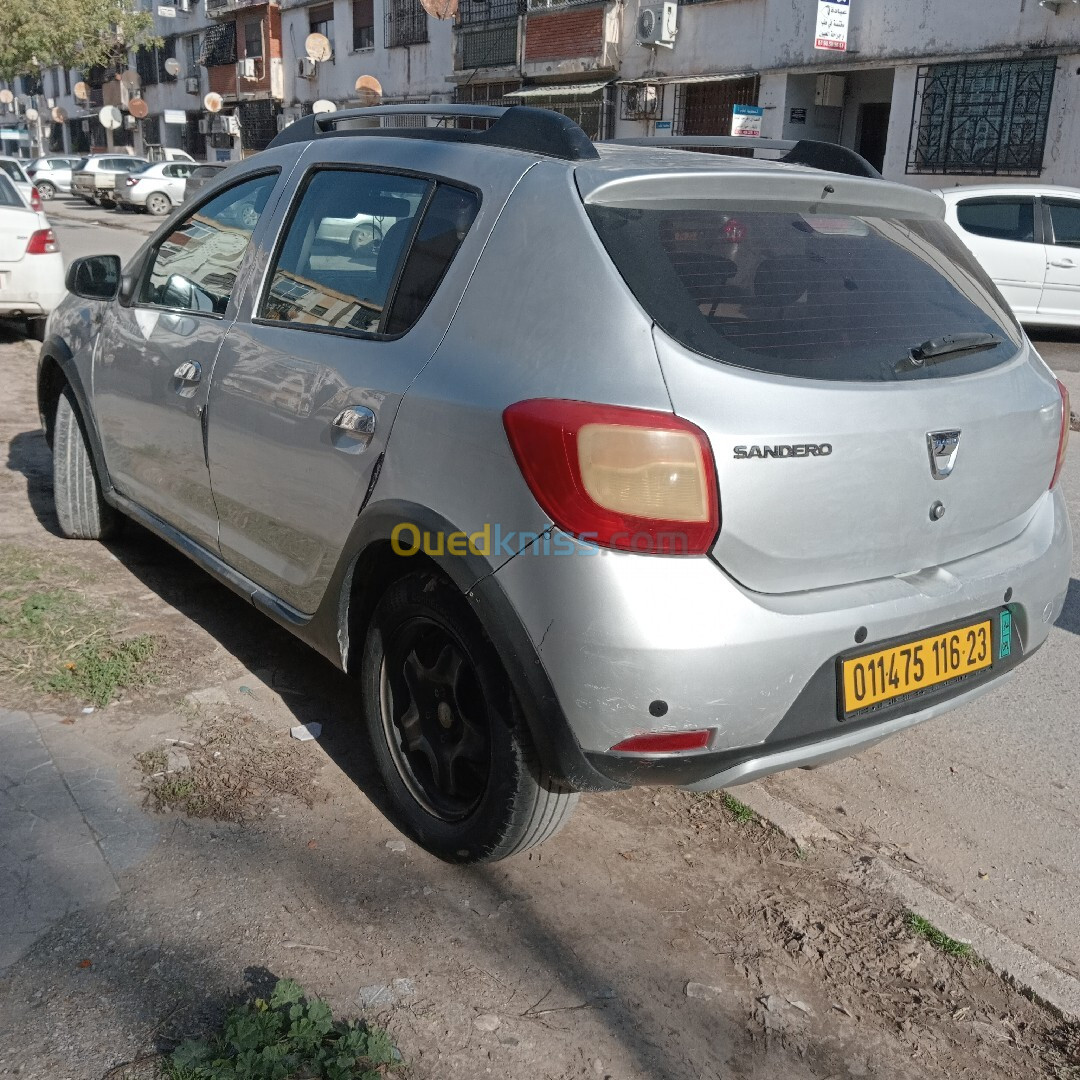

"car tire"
[36, 180, 56, 200]
[26, 317, 46, 342]
[52, 385, 118, 541]
[146, 193, 171, 216]
[99, 197, 116, 209]
[82, 196, 95, 205]
[361, 571, 578, 863]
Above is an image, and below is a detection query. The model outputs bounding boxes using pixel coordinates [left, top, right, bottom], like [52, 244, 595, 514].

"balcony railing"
[458, 22, 518, 68]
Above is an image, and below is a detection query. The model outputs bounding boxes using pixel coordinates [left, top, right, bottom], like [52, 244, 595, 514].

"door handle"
[331, 406, 376, 446]
[173, 360, 202, 384]
[1050, 258, 1076, 268]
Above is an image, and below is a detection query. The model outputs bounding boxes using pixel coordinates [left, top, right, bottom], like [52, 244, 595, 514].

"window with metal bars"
[201, 22, 237, 67]
[453, 80, 521, 127]
[516, 91, 612, 140]
[907, 58, 1057, 177]
[386, 0, 428, 46]
[458, 24, 518, 68]
[672, 76, 759, 136]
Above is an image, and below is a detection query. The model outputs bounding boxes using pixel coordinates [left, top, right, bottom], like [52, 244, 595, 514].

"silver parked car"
[70, 154, 150, 207]
[115, 161, 197, 215]
[26, 156, 84, 199]
[38, 107, 1073, 862]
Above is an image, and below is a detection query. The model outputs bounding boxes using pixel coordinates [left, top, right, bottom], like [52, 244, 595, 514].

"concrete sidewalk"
[0, 709, 160, 971]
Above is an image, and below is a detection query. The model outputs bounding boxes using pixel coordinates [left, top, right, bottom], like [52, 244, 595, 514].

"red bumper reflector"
[610, 730, 711, 754]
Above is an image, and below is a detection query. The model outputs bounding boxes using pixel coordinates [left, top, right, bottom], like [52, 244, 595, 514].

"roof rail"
[267, 104, 600, 162]
[602, 136, 882, 179]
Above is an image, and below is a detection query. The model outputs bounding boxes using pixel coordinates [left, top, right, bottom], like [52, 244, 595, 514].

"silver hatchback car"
[38, 106, 1072, 862]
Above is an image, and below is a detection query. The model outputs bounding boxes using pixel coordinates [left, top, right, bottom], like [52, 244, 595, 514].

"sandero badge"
[733, 443, 833, 459]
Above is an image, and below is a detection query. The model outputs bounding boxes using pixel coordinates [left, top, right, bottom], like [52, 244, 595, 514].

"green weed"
[906, 911, 973, 960]
[162, 978, 398, 1080]
[721, 792, 757, 824]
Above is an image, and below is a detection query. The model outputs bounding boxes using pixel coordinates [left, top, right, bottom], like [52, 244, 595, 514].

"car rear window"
[0, 175, 22, 208]
[0, 160, 27, 183]
[587, 204, 1022, 382]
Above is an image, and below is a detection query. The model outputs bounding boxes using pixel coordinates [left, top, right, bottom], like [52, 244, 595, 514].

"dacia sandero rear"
[41, 107, 1071, 862]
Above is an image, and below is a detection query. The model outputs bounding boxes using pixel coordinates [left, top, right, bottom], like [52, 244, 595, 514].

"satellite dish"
[121, 69, 141, 91]
[99, 105, 122, 130]
[420, 0, 458, 18]
[128, 98, 149, 119]
[73, 81, 89, 101]
[312, 99, 337, 114]
[354, 75, 383, 106]
[164, 57, 181, 76]
[305, 32, 332, 62]
[52, 105, 68, 123]
[25, 107, 39, 122]
[0, 89, 13, 104]
[203, 92, 223, 113]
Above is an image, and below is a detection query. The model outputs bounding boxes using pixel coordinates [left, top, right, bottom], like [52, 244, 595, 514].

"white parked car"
[147, 147, 196, 164]
[115, 161, 197, 215]
[0, 156, 44, 212]
[0, 173, 64, 340]
[938, 184, 1080, 328]
[26, 156, 84, 199]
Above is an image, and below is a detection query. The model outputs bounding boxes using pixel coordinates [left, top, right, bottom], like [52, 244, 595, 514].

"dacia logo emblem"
[927, 430, 961, 479]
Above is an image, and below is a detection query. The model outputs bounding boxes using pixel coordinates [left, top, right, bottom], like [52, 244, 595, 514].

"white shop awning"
[617, 71, 757, 86]
[505, 80, 612, 99]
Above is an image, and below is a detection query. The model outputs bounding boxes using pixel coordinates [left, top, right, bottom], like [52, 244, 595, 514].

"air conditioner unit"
[198, 117, 209, 133]
[637, 2, 677, 48]
[239, 57, 258, 79]
[185, 77, 200, 94]
[625, 83, 659, 118]
[177, 0, 191, 12]
[297, 57, 317, 79]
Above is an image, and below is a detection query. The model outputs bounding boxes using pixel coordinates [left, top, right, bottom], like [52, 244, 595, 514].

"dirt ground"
[1, 330, 1077, 1080]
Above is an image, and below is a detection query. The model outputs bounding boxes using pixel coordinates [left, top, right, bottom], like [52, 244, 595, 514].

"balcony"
[205, 0, 270, 18]
[454, 0, 520, 72]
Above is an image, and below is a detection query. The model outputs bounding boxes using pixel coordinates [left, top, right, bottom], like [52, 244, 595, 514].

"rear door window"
[587, 204, 1021, 382]
[1046, 200, 1080, 248]
[259, 168, 478, 336]
[956, 197, 1036, 242]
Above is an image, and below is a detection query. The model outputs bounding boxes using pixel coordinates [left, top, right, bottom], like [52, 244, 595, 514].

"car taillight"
[1051, 379, 1070, 490]
[503, 399, 720, 555]
[126, 176, 138, 186]
[611, 730, 712, 753]
[29, 186, 42, 211]
[26, 228, 58, 255]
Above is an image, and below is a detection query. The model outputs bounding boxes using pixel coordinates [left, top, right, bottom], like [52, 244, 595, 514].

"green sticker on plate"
[999, 610, 1012, 659]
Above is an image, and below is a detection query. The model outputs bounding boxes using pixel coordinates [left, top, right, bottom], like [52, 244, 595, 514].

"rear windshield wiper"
[896, 332, 1003, 372]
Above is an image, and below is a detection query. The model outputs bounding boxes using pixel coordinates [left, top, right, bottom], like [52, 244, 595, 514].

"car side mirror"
[66, 254, 121, 301]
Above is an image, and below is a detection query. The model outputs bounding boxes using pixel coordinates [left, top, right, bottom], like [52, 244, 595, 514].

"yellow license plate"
[841, 619, 992, 715]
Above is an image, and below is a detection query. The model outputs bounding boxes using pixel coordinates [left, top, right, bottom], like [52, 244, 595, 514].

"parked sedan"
[0, 173, 63, 340]
[70, 155, 150, 208]
[938, 184, 1080, 328]
[115, 161, 197, 215]
[0, 156, 44, 211]
[26, 156, 84, 199]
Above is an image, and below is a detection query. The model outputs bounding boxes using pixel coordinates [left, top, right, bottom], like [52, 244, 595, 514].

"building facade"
[1, 0, 1080, 186]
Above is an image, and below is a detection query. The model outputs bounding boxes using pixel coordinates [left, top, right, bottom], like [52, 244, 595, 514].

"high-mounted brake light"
[29, 186, 42, 212]
[611, 730, 712, 753]
[26, 228, 58, 255]
[1051, 379, 1070, 490]
[503, 399, 720, 555]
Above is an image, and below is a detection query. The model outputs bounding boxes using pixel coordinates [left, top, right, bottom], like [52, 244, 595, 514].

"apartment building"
[2, 0, 1080, 185]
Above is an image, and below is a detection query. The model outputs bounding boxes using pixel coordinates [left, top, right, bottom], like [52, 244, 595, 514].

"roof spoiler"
[602, 136, 882, 179]
[267, 104, 600, 162]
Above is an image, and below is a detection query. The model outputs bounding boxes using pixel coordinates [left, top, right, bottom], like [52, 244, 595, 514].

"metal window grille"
[672, 76, 759, 136]
[453, 80, 521, 127]
[458, 23, 518, 68]
[142, 115, 162, 145]
[907, 58, 1057, 177]
[136, 47, 160, 86]
[238, 98, 278, 150]
[201, 22, 237, 67]
[386, 0, 429, 47]
[459, 0, 520, 24]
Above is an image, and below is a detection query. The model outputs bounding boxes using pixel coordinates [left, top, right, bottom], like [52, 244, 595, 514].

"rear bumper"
[489, 486, 1071, 790]
[0, 253, 67, 316]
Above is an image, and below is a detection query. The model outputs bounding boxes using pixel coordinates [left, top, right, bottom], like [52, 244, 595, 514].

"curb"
[46, 203, 155, 236]
[734, 780, 1080, 1021]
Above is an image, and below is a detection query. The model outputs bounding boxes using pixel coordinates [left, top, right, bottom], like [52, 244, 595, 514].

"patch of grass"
[43, 634, 158, 706]
[0, 544, 159, 707]
[721, 792, 757, 824]
[162, 978, 399, 1080]
[906, 911, 973, 959]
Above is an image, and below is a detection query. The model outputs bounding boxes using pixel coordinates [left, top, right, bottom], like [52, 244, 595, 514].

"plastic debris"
[290, 722, 322, 742]
[473, 1014, 501, 1032]
[385, 839, 407, 853]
